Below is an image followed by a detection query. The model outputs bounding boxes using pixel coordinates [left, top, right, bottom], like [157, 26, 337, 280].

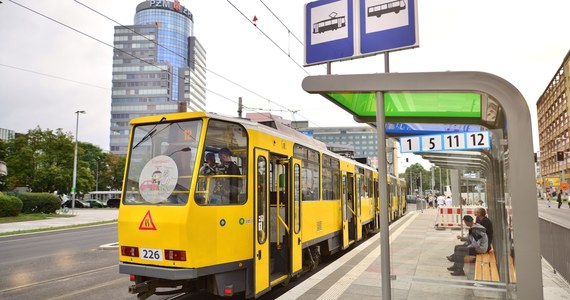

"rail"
[540, 217, 570, 285]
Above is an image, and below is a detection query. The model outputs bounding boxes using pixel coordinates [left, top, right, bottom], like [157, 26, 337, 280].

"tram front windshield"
[123, 120, 202, 205]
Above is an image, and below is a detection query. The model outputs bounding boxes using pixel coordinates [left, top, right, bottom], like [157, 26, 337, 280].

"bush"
[18, 192, 61, 214]
[0, 194, 23, 217]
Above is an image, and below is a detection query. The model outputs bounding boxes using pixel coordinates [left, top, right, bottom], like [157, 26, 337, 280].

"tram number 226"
[140, 248, 163, 261]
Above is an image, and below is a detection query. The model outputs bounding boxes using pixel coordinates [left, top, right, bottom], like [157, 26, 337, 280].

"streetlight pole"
[72, 110, 86, 209]
[95, 159, 99, 192]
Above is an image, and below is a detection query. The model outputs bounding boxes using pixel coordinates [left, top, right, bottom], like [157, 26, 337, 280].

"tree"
[401, 163, 447, 195]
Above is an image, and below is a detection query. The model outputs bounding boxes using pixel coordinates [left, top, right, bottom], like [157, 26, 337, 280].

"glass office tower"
[110, 0, 206, 155]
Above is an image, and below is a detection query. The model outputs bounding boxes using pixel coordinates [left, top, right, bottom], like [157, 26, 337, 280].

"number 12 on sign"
[400, 131, 491, 153]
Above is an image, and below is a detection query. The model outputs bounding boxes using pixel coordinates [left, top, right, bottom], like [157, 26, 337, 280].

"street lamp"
[72, 110, 86, 209]
[95, 158, 99, 192]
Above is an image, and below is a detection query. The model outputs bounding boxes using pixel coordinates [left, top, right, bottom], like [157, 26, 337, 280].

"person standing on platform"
[437, 194, 445, 208]
[445, 195, 452, 206]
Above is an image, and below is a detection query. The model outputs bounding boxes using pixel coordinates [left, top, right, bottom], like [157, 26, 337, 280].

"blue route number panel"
[400, 131, 491, 153]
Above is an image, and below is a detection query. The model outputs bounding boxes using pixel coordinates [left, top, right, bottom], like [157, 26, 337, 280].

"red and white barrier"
[436, 206, 477, 228]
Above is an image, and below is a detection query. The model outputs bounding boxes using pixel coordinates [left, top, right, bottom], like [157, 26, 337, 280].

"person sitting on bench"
[447, 215, 489, 276]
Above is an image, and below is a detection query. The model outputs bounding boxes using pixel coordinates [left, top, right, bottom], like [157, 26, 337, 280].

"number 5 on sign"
[422, 135, 442, 151]
[400, 137, 420, 153]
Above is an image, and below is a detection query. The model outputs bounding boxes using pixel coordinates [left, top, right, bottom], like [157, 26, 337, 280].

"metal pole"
[562, 149, 566, 182]
[420, 172, 423, 195]
[71, 110, 85, 209]
[379, 50, 391, 300]
[377, 90, 391, 300]
[95, 159, 99, 192]
[238, 97, 243, 118]
[439, 168, 442, 194]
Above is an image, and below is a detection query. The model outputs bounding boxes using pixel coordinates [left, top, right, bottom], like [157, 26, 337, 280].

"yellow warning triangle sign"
[139, 210, 157, 230]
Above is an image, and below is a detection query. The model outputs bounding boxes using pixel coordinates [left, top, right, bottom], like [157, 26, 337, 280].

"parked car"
[106, 198, 120, 208]
[85, 199, 107, 208]
[406, 195, 417, 204]
[62, 199, 91, 208]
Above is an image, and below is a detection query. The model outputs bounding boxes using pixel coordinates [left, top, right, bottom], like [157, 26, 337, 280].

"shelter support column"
[376, 91, 391, 300]
[451, 169, 461, 205]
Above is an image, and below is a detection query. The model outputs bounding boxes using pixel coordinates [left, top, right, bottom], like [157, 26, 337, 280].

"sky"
[1, 0, 569, 169]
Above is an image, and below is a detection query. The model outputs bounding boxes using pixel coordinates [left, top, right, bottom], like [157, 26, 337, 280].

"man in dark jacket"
[558, 190, 563, 209]
[447, 215, 488, 276]
[215, 148, 241, 203]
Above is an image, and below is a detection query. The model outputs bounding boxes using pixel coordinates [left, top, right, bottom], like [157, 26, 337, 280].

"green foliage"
[401, 164, 447, 195]
[0, 194, 23, 217]
[0, 127, 125, 194]
[18, 192, 61, 214]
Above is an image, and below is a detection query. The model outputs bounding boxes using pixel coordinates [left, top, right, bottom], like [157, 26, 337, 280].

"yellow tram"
[118, 112, 406, 299]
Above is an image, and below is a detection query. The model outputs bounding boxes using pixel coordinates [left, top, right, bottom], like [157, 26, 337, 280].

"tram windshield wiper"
[132, 117, 166, 149]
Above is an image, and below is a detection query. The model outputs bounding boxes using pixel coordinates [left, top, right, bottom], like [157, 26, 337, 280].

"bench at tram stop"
[473, 246, 516, 283]
[470, 246, 517, 298]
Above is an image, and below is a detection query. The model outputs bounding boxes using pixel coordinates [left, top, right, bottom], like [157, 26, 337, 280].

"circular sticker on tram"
[138, 155, 178, 203]
[239, 218, 245, 225]
[220, 219, 226, 226]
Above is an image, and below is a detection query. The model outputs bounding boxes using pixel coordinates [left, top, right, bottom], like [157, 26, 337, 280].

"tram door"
[343, 172, 356, 247]
[290, 158, 303, 275]
[254, 149, 270, 295]
[355, 174, 363, 240]
[374, 179, 380, 230]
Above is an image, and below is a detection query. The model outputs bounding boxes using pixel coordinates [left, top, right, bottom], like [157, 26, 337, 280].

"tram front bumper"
[119, 263, 197, 280]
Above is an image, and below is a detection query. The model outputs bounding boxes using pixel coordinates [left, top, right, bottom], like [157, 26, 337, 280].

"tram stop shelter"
[302, 72, 542, 300]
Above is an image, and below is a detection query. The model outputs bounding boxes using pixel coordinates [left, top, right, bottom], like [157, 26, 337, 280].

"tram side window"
[322, 155, 340, 200]
[194, 119, 248, 205]
[294, 144, 320, 201]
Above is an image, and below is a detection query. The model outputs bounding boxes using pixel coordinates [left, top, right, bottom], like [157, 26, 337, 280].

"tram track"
[0, 265, 117, 294]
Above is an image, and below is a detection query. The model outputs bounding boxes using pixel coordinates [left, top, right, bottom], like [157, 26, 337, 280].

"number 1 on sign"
[401, 137, 420, 153]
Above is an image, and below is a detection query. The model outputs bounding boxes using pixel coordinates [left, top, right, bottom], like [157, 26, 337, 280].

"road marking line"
[0, 265, 117, 293]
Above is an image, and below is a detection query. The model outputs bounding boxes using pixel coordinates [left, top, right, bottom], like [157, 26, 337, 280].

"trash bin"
[417, 199, 427, 210]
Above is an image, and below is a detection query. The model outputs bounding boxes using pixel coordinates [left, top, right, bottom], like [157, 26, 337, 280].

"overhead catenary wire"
[6, 0, 320, 123]
[225, 0, 310, 76]
[71, 0, 317, 123]
[259, 0, 304, 46]
[0, 63, 109, 91]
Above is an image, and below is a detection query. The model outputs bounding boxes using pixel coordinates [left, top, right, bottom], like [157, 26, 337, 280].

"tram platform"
[277, 207, 570, 300]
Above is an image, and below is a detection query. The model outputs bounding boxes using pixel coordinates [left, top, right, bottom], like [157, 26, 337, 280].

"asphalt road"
[537, 199, 570, 228]
[0, 224, 134, 300]
[0, 221, 362, 300]
[0, 223, 324, 300]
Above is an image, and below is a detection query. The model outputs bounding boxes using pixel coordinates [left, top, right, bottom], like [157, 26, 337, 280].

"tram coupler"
[128, 279, 157, 294]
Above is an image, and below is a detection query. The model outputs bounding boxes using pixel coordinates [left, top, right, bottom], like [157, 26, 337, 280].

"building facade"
[110, 0, 206, 155]
[307, 127, 399, 175]
[537, 50, 570, 185]
[0, 128, 15, 142]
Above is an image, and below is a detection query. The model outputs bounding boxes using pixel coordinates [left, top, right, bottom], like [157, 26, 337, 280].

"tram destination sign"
[400, 131, 491, 153]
